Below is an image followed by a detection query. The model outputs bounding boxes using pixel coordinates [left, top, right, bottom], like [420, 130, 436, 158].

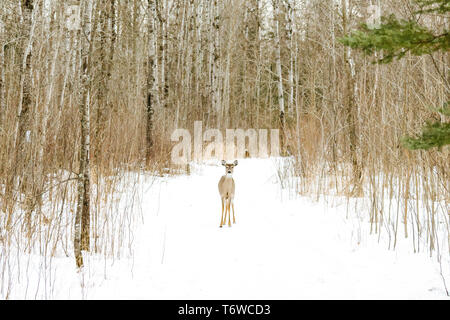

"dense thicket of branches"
[0, 0, 448, 275]
[340, 0, 449, 152]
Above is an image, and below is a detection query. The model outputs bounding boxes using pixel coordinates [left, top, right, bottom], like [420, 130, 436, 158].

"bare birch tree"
[146, 0, 156, 165]
[74, 0, 94, 267]
[341, 0, 361, 193]
[273, 0, 286, 152]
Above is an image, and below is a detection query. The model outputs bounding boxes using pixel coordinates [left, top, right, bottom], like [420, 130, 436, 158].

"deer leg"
[223, 198, 228, 226]
[224, 198, 229, 227]
[220, 198, 224, 227]
[232, 200, 235, 224]
[227, 199, 231, 227]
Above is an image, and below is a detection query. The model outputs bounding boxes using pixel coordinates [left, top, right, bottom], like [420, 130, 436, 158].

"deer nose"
[228, 170, 231, 174]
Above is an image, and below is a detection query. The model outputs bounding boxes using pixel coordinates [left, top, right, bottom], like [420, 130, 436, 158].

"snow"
[2, 158, 449, 299]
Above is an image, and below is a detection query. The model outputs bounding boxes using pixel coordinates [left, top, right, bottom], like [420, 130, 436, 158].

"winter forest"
[0, 0, 449, 299]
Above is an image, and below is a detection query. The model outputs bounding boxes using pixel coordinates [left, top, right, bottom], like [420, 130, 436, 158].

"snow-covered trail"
[87, 158, 447, 299]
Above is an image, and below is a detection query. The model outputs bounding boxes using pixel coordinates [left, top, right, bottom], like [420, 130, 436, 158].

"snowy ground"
[3, 158, 449, 299]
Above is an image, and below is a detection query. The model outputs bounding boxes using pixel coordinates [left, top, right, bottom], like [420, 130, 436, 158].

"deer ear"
[221, 160, 226, 166]
[233, 160, 238, 166]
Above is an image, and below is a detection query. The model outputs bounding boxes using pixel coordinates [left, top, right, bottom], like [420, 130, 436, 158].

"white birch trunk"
[0, 27, 5, 126]
[146, 0, 156, 164]
[211, 0, 221, 120]
[195, 2, 203, 108]
[75, 0, 93, 268]
[341, 0, 361, 189]
[284, 0, 294, 116]
[13, 1, 37, 153]
[273, 0, 286, 150]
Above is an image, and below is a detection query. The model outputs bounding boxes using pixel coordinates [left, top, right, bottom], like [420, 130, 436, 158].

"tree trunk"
[211, 0, 221, 126]
[0, 9, 5, 128]
[75, 0, 94, 267]
[283, 0, 294, 116]
[155, 0, 167, 111]
[14, 1, 35, 156]
[273, 0, 286, 153]
[146, 0, 156, 166]
[342, 0, 361, 193]
[11, 0, 36, 235]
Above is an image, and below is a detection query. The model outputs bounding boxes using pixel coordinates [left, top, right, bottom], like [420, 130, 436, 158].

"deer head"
[221, 160, 238, 175]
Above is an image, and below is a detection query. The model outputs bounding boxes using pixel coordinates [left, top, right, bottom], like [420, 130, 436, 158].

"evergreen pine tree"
[339, 0, 449, 151]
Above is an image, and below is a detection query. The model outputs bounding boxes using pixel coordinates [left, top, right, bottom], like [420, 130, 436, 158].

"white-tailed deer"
[218, 160, 238, 227]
